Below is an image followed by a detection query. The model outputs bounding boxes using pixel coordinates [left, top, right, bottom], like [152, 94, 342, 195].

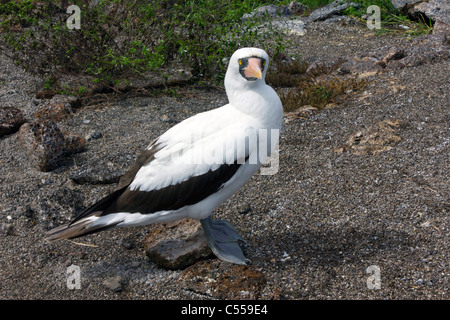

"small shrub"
[343, 0, 433, 34]
[267, 55, 369, 111]
[280, 75, 370, 111]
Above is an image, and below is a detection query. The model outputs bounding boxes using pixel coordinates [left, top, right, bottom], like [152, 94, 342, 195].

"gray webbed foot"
[200, 217, 249, 265]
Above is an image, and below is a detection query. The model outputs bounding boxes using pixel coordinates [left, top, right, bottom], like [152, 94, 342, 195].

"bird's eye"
[238, 59, 242, 65]
[262, 60, 266, 67]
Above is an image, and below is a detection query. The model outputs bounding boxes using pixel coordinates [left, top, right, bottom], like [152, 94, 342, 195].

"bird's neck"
[226, 81, 264, 108]
[226, 83, 282, 126]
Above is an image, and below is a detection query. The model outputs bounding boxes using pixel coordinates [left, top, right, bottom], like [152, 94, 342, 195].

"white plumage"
[46, 47, 283, 264]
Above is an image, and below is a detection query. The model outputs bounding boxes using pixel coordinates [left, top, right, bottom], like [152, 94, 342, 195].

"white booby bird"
[45, 47, 283, 265]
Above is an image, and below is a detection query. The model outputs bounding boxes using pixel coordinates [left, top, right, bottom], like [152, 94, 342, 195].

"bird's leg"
[200, 217, 250, 265]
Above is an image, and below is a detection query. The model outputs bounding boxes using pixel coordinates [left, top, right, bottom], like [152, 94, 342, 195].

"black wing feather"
[101, 158, 246, 215]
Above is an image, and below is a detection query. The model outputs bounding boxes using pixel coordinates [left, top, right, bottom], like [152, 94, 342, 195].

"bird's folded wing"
[129, 119, 258, 192]
[69, 120, 257, 222]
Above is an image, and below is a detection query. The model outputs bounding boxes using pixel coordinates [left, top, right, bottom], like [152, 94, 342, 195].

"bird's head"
[225, 47, 270, 88]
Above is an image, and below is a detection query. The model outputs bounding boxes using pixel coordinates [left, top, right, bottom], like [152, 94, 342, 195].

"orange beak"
[244, 57, 263, 79]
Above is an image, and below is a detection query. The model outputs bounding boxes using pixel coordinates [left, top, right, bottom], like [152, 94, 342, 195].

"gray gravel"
[0, 20, 448, 300]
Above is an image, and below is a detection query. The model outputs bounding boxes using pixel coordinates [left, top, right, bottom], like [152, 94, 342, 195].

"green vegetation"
[0, 0, 291, 88]
[296, 0, 333, 8]
[343, 0, 433, 35]
[0, 0, 429, 101]
[343, 0, 398, 20]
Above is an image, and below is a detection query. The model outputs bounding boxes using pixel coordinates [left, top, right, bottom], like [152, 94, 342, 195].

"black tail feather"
[45, 219, 121, 242]
[68, 187, 127, 227]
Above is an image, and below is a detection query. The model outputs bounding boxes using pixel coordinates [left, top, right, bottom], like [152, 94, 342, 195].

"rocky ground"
[0, 5, 449, 300]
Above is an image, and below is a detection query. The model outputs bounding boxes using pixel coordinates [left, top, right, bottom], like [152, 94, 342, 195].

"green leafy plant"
[0, 0, 290, 90]
[342, 0, 433, 35]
